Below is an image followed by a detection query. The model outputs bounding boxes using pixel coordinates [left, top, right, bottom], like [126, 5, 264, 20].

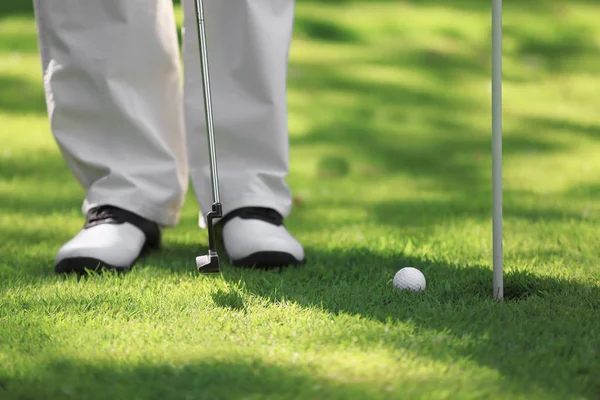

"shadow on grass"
[0, 75, 46, 115]
[0, 151, 82, 215]
[313, 0, 600, 12]
[90, 240, 598, 398]
[290, 194, 592, 239]
[206, 246, 599, 399]
[523, 116, 600, 142]
[0, 30, 40, 55]
[0, 226, 57, 279]
[1, 357, 435, 399]
[1, 239, 598, 398]
[0, 1, 33, 19]
[294, 15, 362, 43]
[292, 0, 600, 75]
[1, 1, 599, 396]
[287, 63, 571, 195]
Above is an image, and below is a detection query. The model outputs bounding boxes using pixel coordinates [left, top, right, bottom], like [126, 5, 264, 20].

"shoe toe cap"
[55, 222, 146, 269]
[222, 217, 304, 263]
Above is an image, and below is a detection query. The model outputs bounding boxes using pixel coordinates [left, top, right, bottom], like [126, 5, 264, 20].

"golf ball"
[393, 267, 426, 292]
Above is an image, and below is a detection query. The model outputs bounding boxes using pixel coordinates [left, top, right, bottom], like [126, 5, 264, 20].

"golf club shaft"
[492, 0, 503, 300]
[194, 0, 220, 204]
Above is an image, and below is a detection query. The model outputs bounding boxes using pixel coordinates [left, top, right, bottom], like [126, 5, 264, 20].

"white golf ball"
[393, 267, 426, 292]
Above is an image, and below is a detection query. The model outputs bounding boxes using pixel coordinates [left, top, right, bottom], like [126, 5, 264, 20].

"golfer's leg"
[181, 0, 304, 267]
[33, 0, 187, 227]
[182, 0, 294, 219]
[33, 0, 187, 272]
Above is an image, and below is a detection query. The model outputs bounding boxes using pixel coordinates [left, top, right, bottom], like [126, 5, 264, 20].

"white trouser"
[33, 0, 295, 227]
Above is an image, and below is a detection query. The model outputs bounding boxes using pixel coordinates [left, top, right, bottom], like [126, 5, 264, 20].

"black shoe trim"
[84, 205, 161, 249]
[54, 234, 159, 274]
[231, 251, 305, 270]
[55, 257, 130, 274]
[219, 207, 283, 227]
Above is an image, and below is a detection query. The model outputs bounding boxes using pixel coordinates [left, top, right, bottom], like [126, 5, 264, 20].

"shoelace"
[85, 206, 122, 227]
[82, 205, 161, 248]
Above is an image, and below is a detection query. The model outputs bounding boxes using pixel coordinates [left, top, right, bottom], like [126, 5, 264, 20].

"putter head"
[196, 250, 220, 274]
[196, 202, 222, 274]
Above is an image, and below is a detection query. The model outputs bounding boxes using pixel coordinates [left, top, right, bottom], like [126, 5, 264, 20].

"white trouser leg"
[181, 0, 295, 221]
[33, 0, 188, 226]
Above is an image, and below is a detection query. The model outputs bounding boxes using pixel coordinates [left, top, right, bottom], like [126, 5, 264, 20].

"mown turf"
[1, 1, 600, 399]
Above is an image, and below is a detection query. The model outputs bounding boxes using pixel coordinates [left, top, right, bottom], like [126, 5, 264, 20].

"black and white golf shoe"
[219, 207, 305, 269]
[54, 205, 161, 274]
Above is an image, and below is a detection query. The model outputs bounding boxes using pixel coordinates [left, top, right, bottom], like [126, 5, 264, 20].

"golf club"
[193, 0, 223, 274]
[492, 0, 503, 300]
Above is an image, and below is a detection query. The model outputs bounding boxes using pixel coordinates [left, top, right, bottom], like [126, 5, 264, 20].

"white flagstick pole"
[492, 0, 504, 300]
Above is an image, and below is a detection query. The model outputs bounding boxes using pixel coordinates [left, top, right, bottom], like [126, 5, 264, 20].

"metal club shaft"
[194, 0, 220, 204]
[193, 0, 223, 274]
[492, 0, 503, 300]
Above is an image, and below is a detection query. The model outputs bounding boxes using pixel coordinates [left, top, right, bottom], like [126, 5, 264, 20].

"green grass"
[1, 1, 600, 399]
